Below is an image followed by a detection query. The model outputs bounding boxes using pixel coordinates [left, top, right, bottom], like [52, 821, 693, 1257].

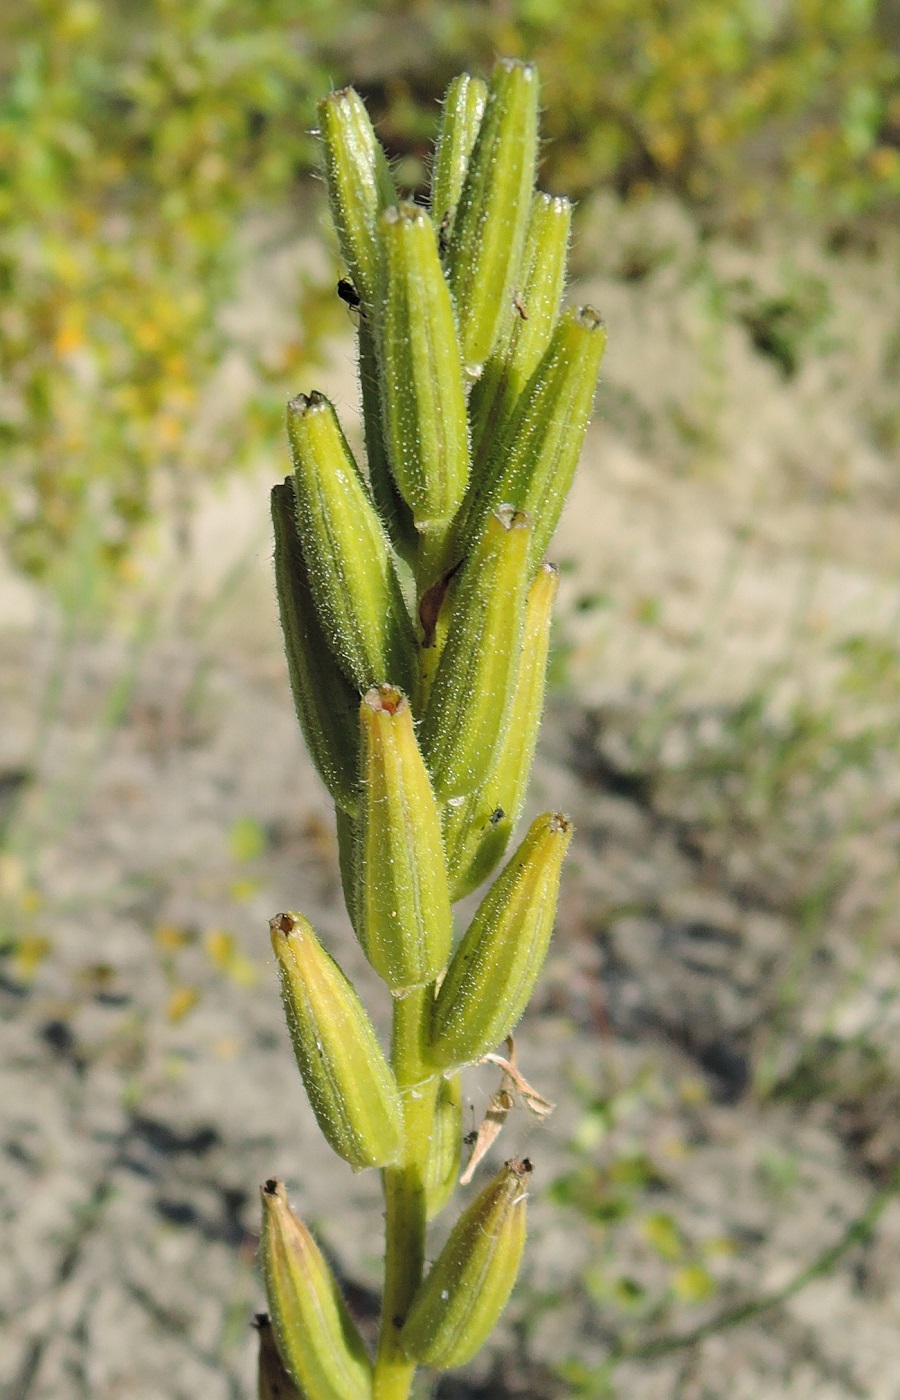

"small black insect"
[489, 806, 505, 828]
[337, 277, 361, 311]
[464, 1129, 479, 1147]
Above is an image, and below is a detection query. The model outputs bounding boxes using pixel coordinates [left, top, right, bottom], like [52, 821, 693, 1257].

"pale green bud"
[254, 1312, 303, 1400]
[271, 480, 360, 815]
[430, 73, 488, 245]
[401, 1158, 532, 1368]
[377, 204, 469, 543]
[317, 87, 396, 311]
[271, 911, 402, 1169]
[428, 813, 573, 1069]
[419, 505, 532, 801]
[446, 59, 539, 377]
[359, 322, 418, 567]
[355, 685, 453, 991]
[259, 1180, 372, 1400]
[443, 562, 559, 900]
[287, 391, 416, 695]
[425, 1072, 463, 1221]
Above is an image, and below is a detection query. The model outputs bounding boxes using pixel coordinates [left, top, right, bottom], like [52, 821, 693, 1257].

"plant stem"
[373, 987, 438, 1400]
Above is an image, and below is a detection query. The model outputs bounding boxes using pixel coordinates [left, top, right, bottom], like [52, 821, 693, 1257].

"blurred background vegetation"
[2, 0, 897, 604]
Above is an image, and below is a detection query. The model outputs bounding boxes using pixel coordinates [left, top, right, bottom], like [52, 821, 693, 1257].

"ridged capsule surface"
[429, 813, 573, 1069]
[419, 505, 532, 801]
[443, 562, 559, 900]
[430, 73, 488, 243]
[271, 480, 360, 815]
[424, 1072, 463, 1221]
[355, 685, 453, 991]
[318, 86, 396, 311]
[446, 59, 539, 377]
[259, 1180, 372, 1400]
[378, 204, 469, 539]
[401, 1159, 531, 1368]
[287, 391, 416, 695]
[271, 912, 402, 1169]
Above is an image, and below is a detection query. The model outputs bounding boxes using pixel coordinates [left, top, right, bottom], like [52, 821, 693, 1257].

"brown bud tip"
[270, 913, 298, 937]
[263, 1178, 281, 1196]
[362, 684, 407, 716]
[493, 502, 529, 531]
[548, 812, 572, 836]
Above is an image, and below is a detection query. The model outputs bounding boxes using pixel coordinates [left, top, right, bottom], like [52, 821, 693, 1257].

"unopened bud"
[271, 912, 402, 1169]
[401, 1158, 532, 1368]
[430, 73, 488, 245]
[259, 1180, 372, 1400]
[317, 87, 396, 311]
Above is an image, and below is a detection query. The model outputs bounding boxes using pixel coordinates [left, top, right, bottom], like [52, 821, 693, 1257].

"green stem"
[373, 987, 438, 1400]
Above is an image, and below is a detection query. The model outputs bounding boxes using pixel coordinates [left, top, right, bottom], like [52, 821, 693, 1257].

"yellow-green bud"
[446, 59, 539, 377]
[317, 87, 396, 311]
[271, 912, 402, 1169]
[254, 1312, 303, 1400]
[419, 505, 532, 801]
[359, 322, 418, 567]
[287, 391, 416, 695]
[425, 1072, 463, 1221]
[377, 204, 469, 545]
[429, 813, 573, 1069]
[443, 562, 559, 900]
[430, 73, 488, 245]
[271, 480, 360, 815]
[401, 1158, 532, 1368]
[259, 1180, 372, 1400]
[355, 686, 453, 991]
[469, 192, 572, 469]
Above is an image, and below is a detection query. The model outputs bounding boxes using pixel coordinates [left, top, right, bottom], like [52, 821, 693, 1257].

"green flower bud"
[428, 813, 573, 1069]
[260, 1180, 373, 1400]
[318, 87, 396, 311]
[469, 192, 572, 469]
[359, 322, 419, 567]
[287, 391, 416, 695]
[355, 685, 453, 991]
[425, 1072, 463, 1221]
[443, 562, 559, 900]
[419, 505, 532, 801]
[446, 59, 539, 377]
[271, 480, 360, 815]
[377, 204, 469, 549]
[271, 912, 402, 1169]
[401, 1158, 532, 1368]
[460, 305, 607, 573]
[430, 73, 488, 246]
[254, 1312, 303, 1400]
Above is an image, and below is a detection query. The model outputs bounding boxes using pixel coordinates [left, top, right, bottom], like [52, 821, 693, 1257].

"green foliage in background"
[2, 0, 897, 597]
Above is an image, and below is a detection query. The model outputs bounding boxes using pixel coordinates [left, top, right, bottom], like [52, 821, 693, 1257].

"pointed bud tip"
[548, 812, 572, 836]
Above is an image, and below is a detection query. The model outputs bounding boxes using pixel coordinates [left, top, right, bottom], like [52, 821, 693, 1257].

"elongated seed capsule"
[458, 306, 607, 574]
[425, 1072, 463, 1221]
[260, 1180, 372, 1400]
[271, 480, 360, 815]
[446, 59, 539, 377]
[428, 813, 573, 1069]
[430, 73, 488, 244]
[443, 562, 559, 900]
[355, 685, 453, 991]
[378, 204, 469, 551]
[318, 87, 396, 311]
[254, 1312, 303, 1400]
[287, 391, 416, 695]
[469, 192, 572, 469]
[271, 912, 402, 1169]
[419, 505, 532, 801]
[401, 1158, 532, 1367]
[359, 321, 418, 567]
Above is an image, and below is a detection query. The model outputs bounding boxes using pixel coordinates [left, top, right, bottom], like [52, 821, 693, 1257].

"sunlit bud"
[469, 192, 572, 468]
[401, 1158, 531, 1368]
[378, 204, 469, 546]
[420, 505, 531, 801]
[287, 391, 416, 695]
[271, 912, 402, 1169]
[317, 87, 396, 311]
[443, 563, 559, 899]
[446, 59, 539, 377]
[428, 813, 573, 1069]
[430, 73, 488, 246]
[271, 480, 360, 815]
[259, 1181, 372, 1400]
[424, 1072, 463, 1221]
[355, 686, 453, 991]
[254, 1312, 303, 1400]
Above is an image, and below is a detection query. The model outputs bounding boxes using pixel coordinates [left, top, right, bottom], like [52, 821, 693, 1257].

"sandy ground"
[2, 193, 900, 1399]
